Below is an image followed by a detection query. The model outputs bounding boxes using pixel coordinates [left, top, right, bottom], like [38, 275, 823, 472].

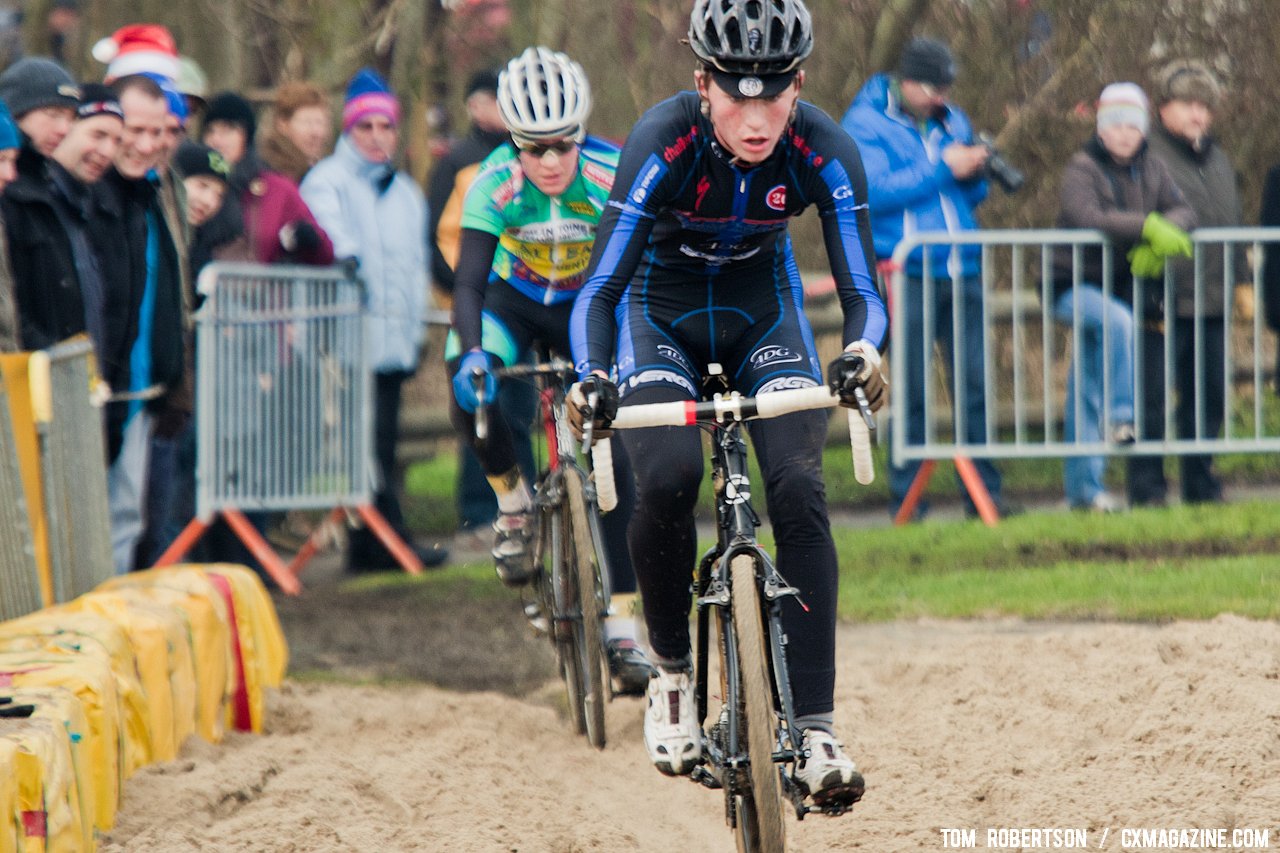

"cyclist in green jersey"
[446, 46, 650, 693]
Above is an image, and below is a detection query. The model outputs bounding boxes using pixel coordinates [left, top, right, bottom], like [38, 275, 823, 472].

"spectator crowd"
[0, 19, 1269, 589]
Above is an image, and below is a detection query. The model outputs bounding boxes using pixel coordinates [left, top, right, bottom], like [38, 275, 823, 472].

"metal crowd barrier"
[888, 227, 1280, 522]
[156, 262, 424, 593]
[36, 339, 114, 601]
[0, 384, 40, 621]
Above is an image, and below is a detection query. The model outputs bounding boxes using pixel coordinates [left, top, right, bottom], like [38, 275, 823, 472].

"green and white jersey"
[461, 135, 619, 305]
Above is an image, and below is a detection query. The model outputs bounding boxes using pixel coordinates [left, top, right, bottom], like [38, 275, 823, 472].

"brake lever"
[853, 385, 876, 431]
[472, 368, 488, 441]
[582, 389, 599, 451]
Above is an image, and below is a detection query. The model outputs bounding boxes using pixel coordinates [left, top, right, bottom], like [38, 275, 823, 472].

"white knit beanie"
[1097, 82, 1149, 136]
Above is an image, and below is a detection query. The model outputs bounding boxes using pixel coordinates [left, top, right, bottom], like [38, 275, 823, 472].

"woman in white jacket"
[301, 68, 447, 571]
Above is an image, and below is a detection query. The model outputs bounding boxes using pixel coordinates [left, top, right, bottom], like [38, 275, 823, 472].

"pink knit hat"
[342, 68, 399, 133]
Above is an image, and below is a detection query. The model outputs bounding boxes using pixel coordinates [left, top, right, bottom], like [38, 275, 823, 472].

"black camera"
[977, 132, 1025, 193]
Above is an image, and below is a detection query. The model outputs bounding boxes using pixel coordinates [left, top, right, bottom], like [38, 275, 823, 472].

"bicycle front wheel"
[730, 554, 785, 853]
[564, 465, 608, 749]
[545, 480, 585, 737]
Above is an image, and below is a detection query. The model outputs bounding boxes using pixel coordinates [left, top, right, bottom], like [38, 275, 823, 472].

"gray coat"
[1147, 121, 1243, 318]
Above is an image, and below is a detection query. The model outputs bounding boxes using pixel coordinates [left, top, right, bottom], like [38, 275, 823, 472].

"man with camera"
[841, 35, 1010, 520]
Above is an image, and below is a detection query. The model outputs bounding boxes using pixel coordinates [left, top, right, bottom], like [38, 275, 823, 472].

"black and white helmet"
[688, 0, 814, 75]
[497, 46, 591, 144]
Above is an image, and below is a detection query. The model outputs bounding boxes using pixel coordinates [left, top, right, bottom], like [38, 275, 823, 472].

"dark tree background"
[29, 0, 1279, 224]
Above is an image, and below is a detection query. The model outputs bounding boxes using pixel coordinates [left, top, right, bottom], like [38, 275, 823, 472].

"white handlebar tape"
[592, 438, 618, 512]
[848, 409, 875, 485]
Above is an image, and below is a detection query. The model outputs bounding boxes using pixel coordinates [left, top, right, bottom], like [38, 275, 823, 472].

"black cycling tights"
[448, 387, 638, 596]
[620, 384, 839, 717]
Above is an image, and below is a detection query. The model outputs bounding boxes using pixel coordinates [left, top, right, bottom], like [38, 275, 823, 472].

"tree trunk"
[866, 0, 933, 76]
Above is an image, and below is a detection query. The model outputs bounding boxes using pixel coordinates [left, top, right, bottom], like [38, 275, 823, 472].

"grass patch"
[338, 558, 505, 601]
[831, 500, 1280, 621]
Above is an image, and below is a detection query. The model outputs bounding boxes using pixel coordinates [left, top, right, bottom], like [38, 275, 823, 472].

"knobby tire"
[547, 483, 586, 736]
[565, 466, 608, 749]
[730, 554, 785, 853]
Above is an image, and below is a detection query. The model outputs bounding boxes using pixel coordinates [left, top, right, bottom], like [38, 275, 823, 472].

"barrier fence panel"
[888, 228, 1280, 522]
[36, 339, 114, 601]
[0, 385, 41, 621]
[157, 262, 423, 592]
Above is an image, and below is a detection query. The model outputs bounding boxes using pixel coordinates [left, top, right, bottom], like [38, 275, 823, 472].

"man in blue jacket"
[841, 36, 1005, 519]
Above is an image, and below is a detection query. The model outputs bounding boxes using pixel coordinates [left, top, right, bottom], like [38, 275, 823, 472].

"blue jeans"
[1054, 284, 1134, 506]
[889, 275, 1002, 516]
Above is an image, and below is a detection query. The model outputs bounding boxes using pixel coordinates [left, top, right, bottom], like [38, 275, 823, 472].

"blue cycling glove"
[452, 349, 498, 414]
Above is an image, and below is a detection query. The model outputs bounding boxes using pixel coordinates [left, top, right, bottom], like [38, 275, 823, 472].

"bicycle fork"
[688, 420, 814, 820]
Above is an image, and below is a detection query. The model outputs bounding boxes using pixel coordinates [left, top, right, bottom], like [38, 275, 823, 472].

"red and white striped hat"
[92, 24, 179, 83]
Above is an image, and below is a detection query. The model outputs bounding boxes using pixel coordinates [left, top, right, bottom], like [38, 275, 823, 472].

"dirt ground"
[99, 558, 1280, 853]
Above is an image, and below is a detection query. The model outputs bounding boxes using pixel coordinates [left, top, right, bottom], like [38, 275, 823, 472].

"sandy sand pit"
[101, 615, 1280, 852]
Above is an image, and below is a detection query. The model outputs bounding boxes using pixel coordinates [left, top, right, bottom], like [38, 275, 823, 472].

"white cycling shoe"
[794, 729, 865, 807]
[644, 665, 701, 776]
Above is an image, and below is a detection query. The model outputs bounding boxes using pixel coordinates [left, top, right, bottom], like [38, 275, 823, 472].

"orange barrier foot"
[955, 456, 999, 527]
[355, 505, 424, 575]
[223, 509, 302, 595]
[287, 507, 346, 577]
[154, 517, 211, 567]
[894, 459, 937, 525]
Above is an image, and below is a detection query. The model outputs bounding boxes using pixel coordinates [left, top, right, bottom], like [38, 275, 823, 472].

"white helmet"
[497, 46, 592, 145]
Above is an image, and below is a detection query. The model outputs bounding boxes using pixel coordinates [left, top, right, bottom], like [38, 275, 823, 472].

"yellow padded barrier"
[0, 651, 121, 832]
[200, 565, 289, 733]
[0, 737, 17, 853]
[99, 568, 232, 744]
[0, 609, 153, 778]
[5, 689, 92, 853]
[64, 592, 189, 763]
[0, 716, 85, 853]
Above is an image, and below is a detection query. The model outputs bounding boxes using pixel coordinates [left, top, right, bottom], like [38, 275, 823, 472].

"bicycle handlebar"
[594, 385, 876, 503]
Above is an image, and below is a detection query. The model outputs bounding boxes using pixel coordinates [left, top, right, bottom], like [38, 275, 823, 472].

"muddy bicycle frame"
[475, 359, 615, 747]
[604, 374, 871, 844]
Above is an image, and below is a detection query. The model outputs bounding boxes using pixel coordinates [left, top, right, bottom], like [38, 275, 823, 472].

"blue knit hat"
[0, 100, 17, 151]
[343, 68, 398, 132]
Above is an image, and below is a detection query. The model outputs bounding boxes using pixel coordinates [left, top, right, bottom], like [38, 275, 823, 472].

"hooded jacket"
[841, 72, 988, 277]
[300, 134, 429, 372]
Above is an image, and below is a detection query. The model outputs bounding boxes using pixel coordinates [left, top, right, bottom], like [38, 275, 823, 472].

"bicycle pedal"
[690, 765, 722, 790]
[809, 781, 865, 815]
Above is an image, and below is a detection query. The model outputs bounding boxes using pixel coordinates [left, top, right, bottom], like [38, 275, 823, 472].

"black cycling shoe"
[607, 638, 656, 696]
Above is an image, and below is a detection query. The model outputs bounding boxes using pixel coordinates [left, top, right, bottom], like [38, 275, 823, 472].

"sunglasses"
[516, 138, 577, 156]
[918, 82, 952, 100]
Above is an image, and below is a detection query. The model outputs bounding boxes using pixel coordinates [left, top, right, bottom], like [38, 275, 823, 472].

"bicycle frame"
[690, 416, 811, 819]
[471, 359, 617, 747]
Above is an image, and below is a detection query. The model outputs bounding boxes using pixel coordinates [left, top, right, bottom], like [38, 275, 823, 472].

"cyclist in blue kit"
[568, 0, 887, 807]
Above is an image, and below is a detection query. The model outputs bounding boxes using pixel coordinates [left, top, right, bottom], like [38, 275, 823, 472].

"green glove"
[1141, 212, 1193, 258]
[1127, 243, 1165, 279]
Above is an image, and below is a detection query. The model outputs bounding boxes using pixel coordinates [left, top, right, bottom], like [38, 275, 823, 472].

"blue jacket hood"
[841, 72, 987, 277]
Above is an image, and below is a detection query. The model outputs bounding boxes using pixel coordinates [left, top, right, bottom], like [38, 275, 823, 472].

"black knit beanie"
[174, 139, 231, 182]
[897, 37, 957, 88]
[202, 91, 257, 143]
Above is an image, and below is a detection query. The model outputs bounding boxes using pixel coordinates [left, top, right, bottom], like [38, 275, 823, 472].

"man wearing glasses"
[841, 35, 1008, 521]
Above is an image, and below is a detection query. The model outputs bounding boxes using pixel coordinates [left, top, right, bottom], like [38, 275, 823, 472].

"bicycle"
[473, 359, 618, 749]
[594, 364, 875, 852]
